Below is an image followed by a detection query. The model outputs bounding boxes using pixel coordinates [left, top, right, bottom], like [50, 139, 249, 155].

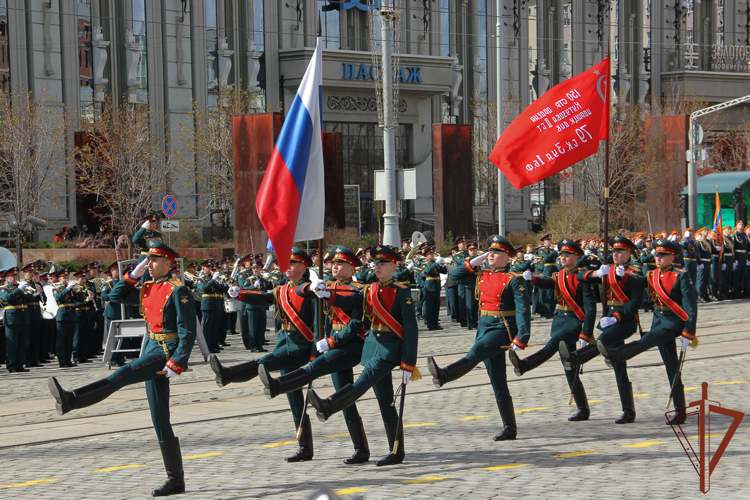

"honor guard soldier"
[428, 235, 531, 441]
[49, 240, 197, 497]
[238, 255, 272, 352]
[196, 259, 227, 353]
[731, 222, 747, 296]
[453, 236, 469, 327]
[209, 247, 319, 463]
[510, 239, 597, 421]
[461, 242, 481, 329]
[53, 271, 80, 368]
[679, 229, 699, 286]
[537, 234, 558, 319]
[559, 235, 646, 424]
[2, 267, 30, 372]
[307, 244, 419, 466]
[597, 239, 698, 424]
[421, 245, 447, 331]
[695, 228, 713, 302]
[132, 214, 163, 281]
[258, 246, 372, 465]
[720, 226, 735, 298]
[640, 234, 657, 311]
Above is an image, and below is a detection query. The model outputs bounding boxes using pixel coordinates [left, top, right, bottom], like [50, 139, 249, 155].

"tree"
[74, 97, 180, 256]
[0, 88, 65, 260]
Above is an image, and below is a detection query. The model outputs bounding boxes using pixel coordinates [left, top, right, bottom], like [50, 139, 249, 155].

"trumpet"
[184, 271, 199, 282]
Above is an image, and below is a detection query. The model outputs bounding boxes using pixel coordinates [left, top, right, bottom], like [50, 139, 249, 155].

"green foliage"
[507, 230, 539, 250]
[58, 260, 83, 272]
[322, 227, 375, 253]
[23, 241, 52, 249]
[169, 219, 203, 248]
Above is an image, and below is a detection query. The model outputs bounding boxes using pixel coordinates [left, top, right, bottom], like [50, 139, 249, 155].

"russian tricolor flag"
[256, 39, 325, 272]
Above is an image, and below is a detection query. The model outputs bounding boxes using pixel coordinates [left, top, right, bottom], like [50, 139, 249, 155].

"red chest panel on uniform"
[478, 272, 513, 311]
[557, 271, 580, 303]
[142, 281, 175, 332]
[653, 270, 679, 305]
[329, 282, 356, 326]
[370, 283, 397, 328]
[280, 284, 306, 316]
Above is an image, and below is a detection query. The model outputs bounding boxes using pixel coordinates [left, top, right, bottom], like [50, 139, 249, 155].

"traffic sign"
[161, 220, 180, 233]
[162, 195, 177, 218]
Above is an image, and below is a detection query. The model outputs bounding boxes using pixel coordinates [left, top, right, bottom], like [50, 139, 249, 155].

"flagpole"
[601, 50, 611, 316]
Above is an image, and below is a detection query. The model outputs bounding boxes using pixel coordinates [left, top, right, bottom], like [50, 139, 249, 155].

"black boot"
[308, 384, 360, 422]
[343, 418, 370, 465]
[509, 348, 555, 377]
[286, 415, 314, 462]
[48, 377, 113, 415]
[559, 342, 599, 371]
[426, 356, 473, 388]
[615, 382, 636, 424]
[597, 340, 644, 368]
[493, 398, 517, 441]
[568, 382, 590, 421]
[667, 383, 687, 425]
[151, 437, 185, 496]
[259, 365, 310, 399]
[209, 355, 258, 388]
[376, 421, 405, 466]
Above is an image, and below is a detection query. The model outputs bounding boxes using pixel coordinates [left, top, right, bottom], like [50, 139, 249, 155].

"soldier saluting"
[427, 235, 531, 441]
[49, 240, 197, 496]
[510, 238, 597, 421]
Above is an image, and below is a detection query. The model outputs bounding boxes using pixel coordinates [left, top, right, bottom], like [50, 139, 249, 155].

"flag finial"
[317, 12, 322, 38]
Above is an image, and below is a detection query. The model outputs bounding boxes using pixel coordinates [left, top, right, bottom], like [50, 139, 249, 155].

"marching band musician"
[2, 267, 30, 373]
[72, 269, 95, 364]
[237, 254, 272, 352]
[21, 263, 43, 368]
[421, 245, 447, 331]
[196, 259, 228, 354]
[510, 239, 597, 421]
[427, 235, 531, 441]
[49, 240, 197, 497]
[53, 270, 80, 368]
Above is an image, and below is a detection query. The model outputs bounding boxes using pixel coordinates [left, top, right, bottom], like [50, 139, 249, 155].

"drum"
[42, 285, 58, 320]
[442, 263, 458, 288]
[224, 297, 238, 313]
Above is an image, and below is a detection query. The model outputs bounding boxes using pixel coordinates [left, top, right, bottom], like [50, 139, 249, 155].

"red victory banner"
[489, 58, 611, 189]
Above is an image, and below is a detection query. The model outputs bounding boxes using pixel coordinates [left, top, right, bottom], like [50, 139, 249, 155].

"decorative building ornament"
[176, 16, 187, 85]
[91, 27, 110, 102]
[247, 39, 262, 93]
[449, 54, 463, 116]
[43, 1, 55, 76]
[124, 29, 142, 103]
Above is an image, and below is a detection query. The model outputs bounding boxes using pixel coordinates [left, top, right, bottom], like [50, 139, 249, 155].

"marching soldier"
[132, 215, 163, 281]
[510, 239, 596, 421]
[640, 234, 656, 311]
[196, 259, 227, 353]
[49, 240, 197, 496]
[695, 228, 713, 302]
[307, 245, 418, 466]
[559, 235, 646, 424]
[427, 235, 531, 441]
[597, 238, 698, 425]
[2, 267, 30, 372]
[421, 245, 447, 331]
[53, 271, 79, 368]
[731, 221, 747, 297]
[209, 247, 318, 463]
[257, 246, 372, 465]
[538, 234, 558, 319]
[462, 242, 480, 329]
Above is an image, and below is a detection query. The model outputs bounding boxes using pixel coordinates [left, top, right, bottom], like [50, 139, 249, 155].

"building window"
[78, 0, 92, 121]
[132, 0, 148, 104]
[253, 0, 264, 52]
[686, 30, 693, 45]
[318, 1, 340, 49]
[563, 4, 571, 26]
[207, 0, 218, 107]
[345, 8, 369, 52]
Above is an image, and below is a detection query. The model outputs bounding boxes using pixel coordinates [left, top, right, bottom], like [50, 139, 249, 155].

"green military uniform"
[640, 242, 656, 311]
[679, 236, 699, 286]
[429, 235, 531, 441]
[49, 240, 196, 497]
[308, 244, 419, 467]
[444, 248, 460, 323]
[560, 235, 646, 424]
[196, 264, 227, 353]
[53, 277, 79, 367]
[696, 236, 712, 301]
[238, 261, 272, 352]
[71, 271, 93, 364]
[21, 265, 43, 367]
[453, 239, 469, 326]
[730, 228, 747, 295]
[132, 215, 163, 282]
[420, 248, 447, 331]
[2, 271, 30, 372]
[598, 239, 698, 424]
[537, 238, 558, 318]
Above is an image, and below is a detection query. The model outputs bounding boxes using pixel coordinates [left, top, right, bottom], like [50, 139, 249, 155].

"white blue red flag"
[712, 190, 723, 256]
[256, 39, 325, 272]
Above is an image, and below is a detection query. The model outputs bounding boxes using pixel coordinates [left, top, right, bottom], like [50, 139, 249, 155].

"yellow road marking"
[336, 488, 369, 495]
[684, 387, 699, 391]
[456, 415, 490, 420]
[183, 452, 225, 459]
[633, 394, 652, 398]
[714, 381, 747, 385]
[94, 464, 147, 473]
[622, 441, 666, 448]
[481, 463, 529, 471]
[514, 407, 548, 413]
[587, 400, 604, 403]
[402, 476, 454, 484]
[404, 423, 436, 428]
[327, 432, 370, 438]
[1, 479, 58, 488]
[689, 433, 724, 439]
[552, 450, 600, 458]
[258, 440, 297, 448]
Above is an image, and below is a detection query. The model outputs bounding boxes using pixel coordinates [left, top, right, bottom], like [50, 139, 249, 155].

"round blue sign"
[162, 195, 177, 218]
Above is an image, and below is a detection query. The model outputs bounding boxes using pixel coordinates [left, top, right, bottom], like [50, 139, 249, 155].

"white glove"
[66, 281, 76, 290]
[250, 280, 260, 290]
[668, 234, 677, 242]
[696, 234, 703, 241]
[163, 366, 179, 378]
[131, 259, 149, 278]
[734, 261, 738, 269]
[579, 339, 588, 349]
[522, 270, 533, 281]
[314, 288, 331, 299]
[262, 272, 270, 279]
[596, 264, 610, 277]
[437, 256, 445, 265]
[616, 265, 625, 277]
[228, 286, 240, 298]
[651, 249, 657, 256]
[212, 271, 220, 280]
[699, 264, 704, 269]
[369, 262, 375, 268]
[405, 259, 414, 266]
[599, 316, 618, 328]
[470, 252, 490, 267]
[680, 337, 690, 353]
[316, 339, 330, 353]
[402, 370, 412, 385]
[684, 231, 691, 238]
[585, 249, 592, 256]
[309, 276, 324, 293]
[722, 263, 727, 270]
[141, 220, 151, 229]
[407, 262, 415, 270]
[18, 282, 29, 290]
[511, 344, 522, 351]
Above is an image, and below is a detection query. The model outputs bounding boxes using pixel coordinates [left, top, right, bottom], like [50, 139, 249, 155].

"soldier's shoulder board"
[349, 281, 365, 289]
[393, 281, 408, 289]
[169, 278, 184, 288]
[507, 272, 522, 278]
